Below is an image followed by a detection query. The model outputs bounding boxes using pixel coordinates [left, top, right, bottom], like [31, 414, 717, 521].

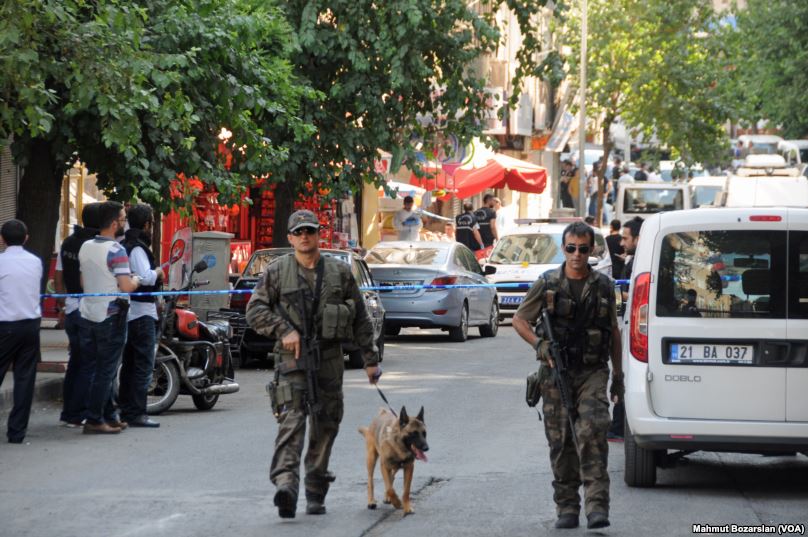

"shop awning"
[409, 152, 547, 199]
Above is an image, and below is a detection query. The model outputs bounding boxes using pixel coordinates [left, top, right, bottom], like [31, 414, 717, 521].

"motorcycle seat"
[199, 320, 231, 342]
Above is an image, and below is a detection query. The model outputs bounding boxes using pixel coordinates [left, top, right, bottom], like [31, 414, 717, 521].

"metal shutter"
[0, 143, 18, 224]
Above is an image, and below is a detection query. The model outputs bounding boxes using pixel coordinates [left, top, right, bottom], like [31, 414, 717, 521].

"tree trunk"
[272, 180, 295, 248]
[16, 138, 66, 290]
[596, 119, 615, 228]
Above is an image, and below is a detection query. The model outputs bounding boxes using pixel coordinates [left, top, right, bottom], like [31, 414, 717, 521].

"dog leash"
[375, 385, 397, 418]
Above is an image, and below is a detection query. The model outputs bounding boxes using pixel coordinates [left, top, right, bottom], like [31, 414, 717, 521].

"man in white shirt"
[119, 204, 164, 428]
[0, 219, 43, 444]
[78, 201, 141, 435]
[392, 196, 422, 241]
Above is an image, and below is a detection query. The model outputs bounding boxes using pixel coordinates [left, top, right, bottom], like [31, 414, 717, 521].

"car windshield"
[623, 188, 684, 213]
[691, 186, 723, 208]
[366, 247, 447, 266]
[243, 251, 288, 277]
[489, 233, 564, 265]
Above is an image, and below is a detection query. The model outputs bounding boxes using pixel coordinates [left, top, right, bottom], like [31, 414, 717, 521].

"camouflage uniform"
[246, 253, 378, 501]
[515, 263, 617, 517]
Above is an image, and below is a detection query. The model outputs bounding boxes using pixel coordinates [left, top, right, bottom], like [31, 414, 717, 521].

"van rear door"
[786, 209, 808, 422]
[646, 209, 788, 421]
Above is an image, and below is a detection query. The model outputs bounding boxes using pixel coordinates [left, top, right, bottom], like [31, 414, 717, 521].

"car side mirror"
[484, 264, 497, 275]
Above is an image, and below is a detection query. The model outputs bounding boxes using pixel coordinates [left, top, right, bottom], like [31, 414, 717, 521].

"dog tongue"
[413, 447, 428, 462]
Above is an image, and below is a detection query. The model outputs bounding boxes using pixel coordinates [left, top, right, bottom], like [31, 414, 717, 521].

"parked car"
[622, 207, 808, 487]
[227, 248, 386, 369]
[738, 134, 783, 155]
[615, 182, 690, 223]
[725, 155, 807, 208]
[365, 241, 498, 341]
[482, 219, 612, 321]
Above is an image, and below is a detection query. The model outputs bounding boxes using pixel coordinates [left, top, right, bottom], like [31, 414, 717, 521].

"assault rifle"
[541, 310, 580, 452]
[297, 289, 323, 439]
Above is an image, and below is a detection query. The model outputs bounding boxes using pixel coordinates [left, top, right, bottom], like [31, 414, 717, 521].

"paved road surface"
[1, 326, 806, 537]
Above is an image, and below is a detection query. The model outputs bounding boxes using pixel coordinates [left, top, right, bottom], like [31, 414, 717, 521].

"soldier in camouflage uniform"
[512, 221, 623, 530]
[246, 210, 380, 519]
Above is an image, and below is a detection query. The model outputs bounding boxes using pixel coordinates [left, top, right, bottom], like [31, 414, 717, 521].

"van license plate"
[500, 295, 524, 305]
[669, 343, 754, 364]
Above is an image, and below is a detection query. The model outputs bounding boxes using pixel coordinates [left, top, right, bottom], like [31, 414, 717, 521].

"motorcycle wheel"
[192, 393, 219, 411]
[147, 361, 181, 415]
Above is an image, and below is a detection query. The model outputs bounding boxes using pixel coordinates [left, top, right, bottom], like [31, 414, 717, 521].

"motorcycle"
[146, 257, 239, 414]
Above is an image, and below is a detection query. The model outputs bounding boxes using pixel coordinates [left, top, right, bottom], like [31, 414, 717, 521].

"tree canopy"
[729, 0, 808, 138]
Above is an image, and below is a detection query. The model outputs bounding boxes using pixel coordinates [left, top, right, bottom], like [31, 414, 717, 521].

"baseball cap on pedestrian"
[287, 210, 320, 233]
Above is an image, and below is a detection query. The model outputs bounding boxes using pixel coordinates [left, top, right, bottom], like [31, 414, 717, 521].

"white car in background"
[483, 219, 612, 322]
[688, 176, 727, 208]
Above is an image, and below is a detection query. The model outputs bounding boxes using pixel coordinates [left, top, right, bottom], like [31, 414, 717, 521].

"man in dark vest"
[512, 221, 623, 530]
[246, 209, 380, 519]
[475, 193, 498, 247]
[54, 202, 102, 427]
[120, 203, 164, 428]
[455, 203, 485, 252]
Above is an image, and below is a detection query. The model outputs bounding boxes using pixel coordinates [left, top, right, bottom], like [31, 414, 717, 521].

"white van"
[615, 182, 690, 223]
[737, 134, 784, 155]
[622, 207, 808, 487]
[725, 154, 808, 208]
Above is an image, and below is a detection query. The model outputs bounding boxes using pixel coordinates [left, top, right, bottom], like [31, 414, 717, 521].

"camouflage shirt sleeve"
[245, 263, 295, 340]
[514, 276, 547, 323]
[343, 265, 379, 367]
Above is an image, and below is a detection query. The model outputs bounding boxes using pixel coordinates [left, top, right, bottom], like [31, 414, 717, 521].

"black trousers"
[0, 318, 41, 442]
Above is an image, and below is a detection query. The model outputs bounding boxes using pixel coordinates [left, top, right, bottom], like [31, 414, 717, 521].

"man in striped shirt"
[78, 201, 141, 435]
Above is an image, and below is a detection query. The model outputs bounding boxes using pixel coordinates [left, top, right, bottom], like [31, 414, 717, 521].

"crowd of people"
[0, 200, 164, 444]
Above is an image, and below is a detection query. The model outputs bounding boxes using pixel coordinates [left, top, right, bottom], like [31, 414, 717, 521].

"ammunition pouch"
[266, 376, 299, 421]
[526, 363, 550, 408]
[321, 300, 355, 341]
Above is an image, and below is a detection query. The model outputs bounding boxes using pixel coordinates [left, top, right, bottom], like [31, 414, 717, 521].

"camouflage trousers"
[541, 366, 611, 516]
[270, 352, 345, 499]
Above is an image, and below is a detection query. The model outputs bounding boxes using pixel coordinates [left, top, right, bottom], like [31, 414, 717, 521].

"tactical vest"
[275, 254, 356, 369]
[538, 268, 613, 367]
[475, 207, 495, 247]
[455, 212, 479, 251]
[60, 226, 96, 294]
[122, 229, 159, 303]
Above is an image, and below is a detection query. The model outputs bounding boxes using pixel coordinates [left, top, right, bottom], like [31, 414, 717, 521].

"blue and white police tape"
[42, 279, 634, 299]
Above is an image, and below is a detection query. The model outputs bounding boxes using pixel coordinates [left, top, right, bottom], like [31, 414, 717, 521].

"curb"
[0, 376, 64, 413]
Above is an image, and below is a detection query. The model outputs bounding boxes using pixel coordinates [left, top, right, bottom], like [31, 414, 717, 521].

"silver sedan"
[365, 241, 499, 342]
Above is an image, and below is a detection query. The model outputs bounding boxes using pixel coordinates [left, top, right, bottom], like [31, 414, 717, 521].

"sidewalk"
[0, 324, 68, 413]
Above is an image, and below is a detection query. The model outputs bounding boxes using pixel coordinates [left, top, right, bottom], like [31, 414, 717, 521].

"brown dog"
[359, 406, 429, 515]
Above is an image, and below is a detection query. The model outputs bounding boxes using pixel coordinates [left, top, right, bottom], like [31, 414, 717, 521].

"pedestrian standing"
[607, 215, 643, 441]
[0, 219, 43, 444]
[511, 222, 623, 530]
[475, 193, 498, 247]
[78, 201, 141, 435]
[246, 210, 380, 519]
[392, 196, 422, 241]
[119, 204, 163, 428]
[605, 219, 624, 279]
[54, 202, 101, 427]
[455, 203, 484, 252]
[559, 161, 575, 209]
[634, 163, 648, 182]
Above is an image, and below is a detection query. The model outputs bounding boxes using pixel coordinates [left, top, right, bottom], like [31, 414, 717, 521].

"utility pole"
[577, 0, 588, 217]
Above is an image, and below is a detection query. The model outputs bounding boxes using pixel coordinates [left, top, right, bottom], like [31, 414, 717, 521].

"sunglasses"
[564, 244, 591, 254]
[291, 227, 319, 236]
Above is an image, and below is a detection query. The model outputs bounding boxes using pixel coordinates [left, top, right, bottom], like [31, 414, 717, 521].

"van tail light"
[630, 272, 651, 362]
[749, 215, 782, 222]
[429, 276, 457, 289]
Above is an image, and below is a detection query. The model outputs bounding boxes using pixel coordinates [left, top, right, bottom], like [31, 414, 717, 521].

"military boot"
[306, 492, 326, 515]
[587, 512, 610, 529]
[273, 485, 297, 519]
[554, 514, 579, 529]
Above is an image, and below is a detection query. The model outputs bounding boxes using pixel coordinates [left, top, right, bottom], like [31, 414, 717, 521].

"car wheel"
[479, 301, 499, 338]
[449, 303, 469, 342]
[624, 422, 658, 487]
[385, 325, 401, 337]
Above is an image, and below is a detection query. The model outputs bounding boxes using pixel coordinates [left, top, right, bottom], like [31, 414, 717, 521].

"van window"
[656, 230, 787, 319]
[788, 231, 808, 319]
[623, 188, 683, 214]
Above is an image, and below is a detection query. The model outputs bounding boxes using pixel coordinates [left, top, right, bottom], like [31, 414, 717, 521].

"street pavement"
[1, 325, 807, 537]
